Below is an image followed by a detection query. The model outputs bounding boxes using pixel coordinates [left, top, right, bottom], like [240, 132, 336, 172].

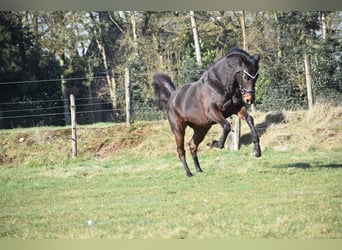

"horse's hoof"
[186, 172, 194, 177]
[208, 140, 223, 149]
[207, 140, 218, 147]
[252, 150, 261, 158]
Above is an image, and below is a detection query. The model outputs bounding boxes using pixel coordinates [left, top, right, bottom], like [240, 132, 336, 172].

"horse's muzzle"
[244, 93, 255, 104]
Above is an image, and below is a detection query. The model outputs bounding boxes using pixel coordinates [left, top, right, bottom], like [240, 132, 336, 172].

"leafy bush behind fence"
[0, 71, 341, 129]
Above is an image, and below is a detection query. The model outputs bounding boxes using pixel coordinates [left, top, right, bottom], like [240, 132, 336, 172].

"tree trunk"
[274, 11, 282, 59]
[321, 12, 327, 40]
[240, 11, 247, 50]
[189, 11, 202, 69]
[108, 69, 117, 120]
[58, 54, 71, 125]
[32, 12, 40, 46]
[239, 11, 256, 113]
[130, 11, 138, 45]
[87, 84, 95, 124]
[91, 12, 117, 120]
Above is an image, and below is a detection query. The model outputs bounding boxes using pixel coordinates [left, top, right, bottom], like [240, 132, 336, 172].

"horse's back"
[169, 82, 196, 108]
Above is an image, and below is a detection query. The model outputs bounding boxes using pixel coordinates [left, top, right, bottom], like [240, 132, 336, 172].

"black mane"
[227, 47, 253, 61]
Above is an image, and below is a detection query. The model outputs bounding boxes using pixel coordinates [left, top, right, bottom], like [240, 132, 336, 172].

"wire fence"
[0, 70, 341, 129]
[256, 82, 342, 111]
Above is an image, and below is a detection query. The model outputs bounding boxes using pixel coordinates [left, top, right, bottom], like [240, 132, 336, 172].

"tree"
[33, 11, 86, 125]
[1, 11, 341, 128]
[311, 12, 342, 104]
[255, 11, 323, 110]
[189, 11, 202, 69]
[239, 11, 247, 50]
[0, 11, 64, 128]
[89, 12, 118, 120]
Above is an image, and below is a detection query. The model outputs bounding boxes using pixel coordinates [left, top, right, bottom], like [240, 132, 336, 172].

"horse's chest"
[222, 95, 243, 117]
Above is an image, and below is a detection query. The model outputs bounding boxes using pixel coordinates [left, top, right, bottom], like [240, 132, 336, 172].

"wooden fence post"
[304, 53, 314, 110]
[70, 94, 77, 157]
[227, 115, 240, 151]
[125, 67, 131, 126]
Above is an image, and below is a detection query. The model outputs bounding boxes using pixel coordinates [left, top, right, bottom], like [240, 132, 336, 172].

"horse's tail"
[153, 73, 176, 111]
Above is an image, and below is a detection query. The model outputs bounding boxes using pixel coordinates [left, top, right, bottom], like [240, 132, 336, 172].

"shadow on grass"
[273, 162, 342, 169]
[240, 111, 285, 145]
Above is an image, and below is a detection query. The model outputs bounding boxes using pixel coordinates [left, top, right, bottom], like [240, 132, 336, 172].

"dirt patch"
[82, 123, 149, 159]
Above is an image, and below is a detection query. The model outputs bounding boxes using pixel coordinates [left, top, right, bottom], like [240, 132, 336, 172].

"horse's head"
[226, 48, 260, 104]
[236, 54, 260, 104]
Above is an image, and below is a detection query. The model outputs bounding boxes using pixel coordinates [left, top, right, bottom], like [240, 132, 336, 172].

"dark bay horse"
[153, 47, 261, 177]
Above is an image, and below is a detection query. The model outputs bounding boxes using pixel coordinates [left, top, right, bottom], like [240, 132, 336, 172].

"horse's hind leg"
[189, 126, 211, 173]
[174, 130, 193, 177]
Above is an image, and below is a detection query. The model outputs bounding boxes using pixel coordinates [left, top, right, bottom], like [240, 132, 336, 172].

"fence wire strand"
[0, 69, 341, 128]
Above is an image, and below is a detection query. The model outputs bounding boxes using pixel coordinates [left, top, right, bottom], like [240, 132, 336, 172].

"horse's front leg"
[210, 121, 231, 148]
[207, 104, 231, 149]
[238, 107, 261, 157]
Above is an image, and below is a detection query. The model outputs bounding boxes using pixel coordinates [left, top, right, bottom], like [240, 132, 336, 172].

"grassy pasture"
[0, 105, 341, 239]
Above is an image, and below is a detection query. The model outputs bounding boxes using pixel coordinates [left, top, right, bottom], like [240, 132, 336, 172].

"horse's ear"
[253, 54, 261, 63]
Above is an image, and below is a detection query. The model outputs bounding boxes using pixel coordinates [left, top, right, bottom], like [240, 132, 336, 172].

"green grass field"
[0, 105, 341, 239]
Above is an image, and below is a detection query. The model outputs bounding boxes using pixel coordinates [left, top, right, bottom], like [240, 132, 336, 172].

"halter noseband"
[239, 69, 258, 95]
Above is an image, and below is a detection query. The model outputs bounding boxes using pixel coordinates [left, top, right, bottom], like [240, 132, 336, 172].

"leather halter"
[239, 69, 258, 95]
